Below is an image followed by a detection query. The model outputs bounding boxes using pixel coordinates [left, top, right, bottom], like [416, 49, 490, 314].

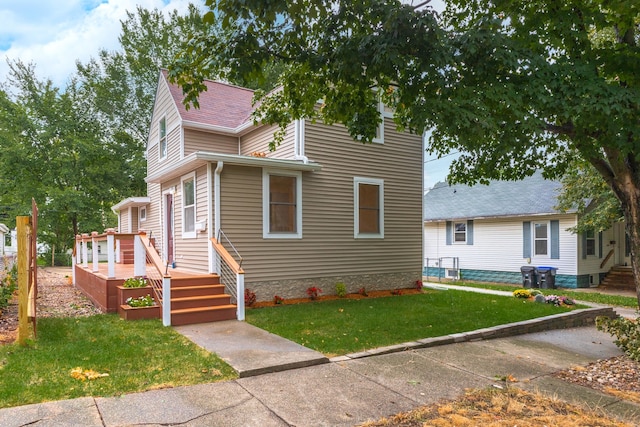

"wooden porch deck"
[76, 262, 211, 280]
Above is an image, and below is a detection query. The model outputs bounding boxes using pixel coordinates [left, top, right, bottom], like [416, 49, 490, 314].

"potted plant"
[118, 294, 160, 320]
[117, 277, 152, 307]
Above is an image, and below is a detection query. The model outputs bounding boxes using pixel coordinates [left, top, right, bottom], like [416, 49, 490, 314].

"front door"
[164, 193, 174, 264]
[615, 222, 631, 266]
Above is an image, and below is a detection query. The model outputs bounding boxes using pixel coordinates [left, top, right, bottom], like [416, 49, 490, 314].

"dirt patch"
[0, 267, 100, 344]
[249, 288, 423, 308]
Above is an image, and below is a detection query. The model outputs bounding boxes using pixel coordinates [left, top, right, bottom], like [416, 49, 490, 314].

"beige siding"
[146, 182, 162, 254]
[147, 79, 182, 178]
[119, 209, 130, 233]
[220, 117, 423, 287]
[184, 129, 238, 156]
[172, 165, 210, 273]
[131, 207, 139, 233]
[240, 122, 295, 159]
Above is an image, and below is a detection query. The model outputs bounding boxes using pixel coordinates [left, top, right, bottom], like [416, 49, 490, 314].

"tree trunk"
[623, 205, 640, 308]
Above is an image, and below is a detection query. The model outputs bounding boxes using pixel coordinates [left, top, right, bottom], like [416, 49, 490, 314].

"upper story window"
[534, 222, 548, 256]
[263, 170, 302, 239]
[354, 177, 384, 238]
[372, 100, 385, 144]
[182, 173, 196, 238]
[159, 117, 167, 160]
[453, 222, 467, 243]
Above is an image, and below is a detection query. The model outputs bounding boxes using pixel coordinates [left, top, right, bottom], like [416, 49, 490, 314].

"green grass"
[0, 314, 236, 409]
[451, 281, 639, 308]
[246, 290, 575, 357]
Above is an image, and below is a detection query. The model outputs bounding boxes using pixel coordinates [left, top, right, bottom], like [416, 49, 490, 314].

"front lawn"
[246, 289, 576, 357]
[0, 314, 236, 409]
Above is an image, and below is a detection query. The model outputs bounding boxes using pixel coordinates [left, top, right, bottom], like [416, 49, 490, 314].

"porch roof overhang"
[145, 151, 322, 184]
[111, 197, 151, 213]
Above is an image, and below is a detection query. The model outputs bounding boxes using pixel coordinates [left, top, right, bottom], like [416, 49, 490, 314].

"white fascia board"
[423, 211, 577, 223]
[182, 119, 256, 137]
[145, 152, 322, 184]
[112, 197, 152, 213]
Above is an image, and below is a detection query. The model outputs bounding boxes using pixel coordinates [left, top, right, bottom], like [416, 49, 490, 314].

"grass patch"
[452, 281, 639, 308]
[0, 314, 236, 409]
[246, 290, 574, 357]
[358, 387, 634, 427]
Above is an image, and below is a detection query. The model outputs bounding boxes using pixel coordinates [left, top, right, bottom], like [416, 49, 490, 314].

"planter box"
[117, 285, 154, 307]
[119, 304, 160, 320]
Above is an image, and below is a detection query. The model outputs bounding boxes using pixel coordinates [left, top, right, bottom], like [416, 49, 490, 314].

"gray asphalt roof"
[424, 171, 570, 221]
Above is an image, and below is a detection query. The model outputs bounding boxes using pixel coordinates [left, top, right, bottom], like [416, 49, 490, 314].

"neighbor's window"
[354, 177, 384, 238]
[139, 207, 147, 222]
[534, 222, 548, 256]
[182, 174, 195, 237]
[454, 222, 467, 243]
[585, 229, 596, 256]
[159, 117, 167, 159]
[4, 234, 10, 247]
[263, 170, 302, 238]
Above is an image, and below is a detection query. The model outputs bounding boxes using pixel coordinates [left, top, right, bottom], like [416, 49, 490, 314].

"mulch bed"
[249, 288, 424, 308]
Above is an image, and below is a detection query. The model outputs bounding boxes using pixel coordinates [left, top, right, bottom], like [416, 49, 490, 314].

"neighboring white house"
[423, 172, 628, 288]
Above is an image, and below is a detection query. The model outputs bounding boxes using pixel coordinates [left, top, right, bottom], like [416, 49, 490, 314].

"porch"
[72, 230, 245, 326]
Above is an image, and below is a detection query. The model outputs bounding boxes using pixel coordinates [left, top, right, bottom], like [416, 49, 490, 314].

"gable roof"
[424, 171, 570, 222]
[161, 69, 255, 129]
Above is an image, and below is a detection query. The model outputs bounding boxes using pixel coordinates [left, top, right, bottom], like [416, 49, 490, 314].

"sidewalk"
[1, 284, 639, 426]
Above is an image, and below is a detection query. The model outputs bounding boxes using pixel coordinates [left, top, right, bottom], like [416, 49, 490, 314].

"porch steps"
[168, 274, 237, 325]
[600, 266, 634, 291]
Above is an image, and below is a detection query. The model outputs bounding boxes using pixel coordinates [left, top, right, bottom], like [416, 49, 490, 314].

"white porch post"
[75, 236, 82, 265]
[81, 234, 89, 268]
[106, 229, 115, 279]
[162, 277, 171, 326]
[236, 272, 245, 321]
[134, 232, 146, 277]
[91, 232, 99, 273]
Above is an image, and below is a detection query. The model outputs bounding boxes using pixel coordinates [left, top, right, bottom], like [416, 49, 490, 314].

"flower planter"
[118, 304, 160, 320]
[117, 285, 154, 306]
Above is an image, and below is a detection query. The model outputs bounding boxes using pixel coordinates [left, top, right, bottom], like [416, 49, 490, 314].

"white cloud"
[0, 0, 194, 87]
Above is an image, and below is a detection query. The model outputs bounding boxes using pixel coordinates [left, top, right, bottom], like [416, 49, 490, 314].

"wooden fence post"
[17, 216, 31, 345]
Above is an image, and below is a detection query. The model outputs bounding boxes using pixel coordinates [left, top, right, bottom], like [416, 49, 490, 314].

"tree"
[171, 0, 640, 305]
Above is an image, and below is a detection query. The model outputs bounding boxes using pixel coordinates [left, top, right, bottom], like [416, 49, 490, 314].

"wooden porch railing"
[74, 230, 172, 326]
[211, 230, 245, 321]
[600, 248, 615, 269]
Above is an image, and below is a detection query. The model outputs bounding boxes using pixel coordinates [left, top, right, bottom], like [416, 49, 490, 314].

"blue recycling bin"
[537, 266, 557, 289]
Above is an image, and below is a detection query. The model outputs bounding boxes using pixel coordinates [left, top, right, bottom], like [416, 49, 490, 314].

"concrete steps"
[600, 266, 634, 291]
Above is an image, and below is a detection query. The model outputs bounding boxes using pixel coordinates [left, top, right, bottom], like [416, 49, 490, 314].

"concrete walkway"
[1, 284, 639, 426]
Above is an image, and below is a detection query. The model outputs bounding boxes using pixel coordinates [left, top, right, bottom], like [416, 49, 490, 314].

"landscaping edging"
[331, 306, 618, 362]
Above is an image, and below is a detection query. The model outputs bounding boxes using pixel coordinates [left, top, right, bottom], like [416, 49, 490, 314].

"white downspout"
[294, 119, 309, 164]
[212, 161, 224, 274]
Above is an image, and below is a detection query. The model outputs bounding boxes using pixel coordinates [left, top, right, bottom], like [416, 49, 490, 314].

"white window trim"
[139, 206, 147, 222]
[453, 221, 467, 244]
[585, 229, 597, 257]
[372, 100, 386, 144]
[159, 116, 168, 161]
[354, 177, 384, 239]
[533, 221, 550, 258]
[181, 172, 196, 239]
[262, 169, 303, 239]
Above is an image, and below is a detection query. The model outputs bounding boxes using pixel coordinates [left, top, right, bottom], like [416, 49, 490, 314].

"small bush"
[415, 280, 424, 291]
[0, 262, 17, 310]
[273, 295, 284, 305]
[513, 289, 532, 299]
[122, 277, 147, 288]
[125, 295, 155, 307]
[335, 282, 347, 298]
[391, 289, 402, 296]
[306, 286, 322, 300]
[358, 287, 368, 297]
[244, 288, 256, 306]
[597, 315, 640, 362]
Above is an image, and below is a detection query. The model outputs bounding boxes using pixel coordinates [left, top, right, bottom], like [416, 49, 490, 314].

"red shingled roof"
[161, 69, 255, 129]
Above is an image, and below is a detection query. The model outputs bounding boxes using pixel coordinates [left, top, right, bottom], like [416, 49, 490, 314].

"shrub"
[122, 277, 147, 288]
[358, 287, 368, 297]
[335, 282, 347, 298]
[0, 262, 17, 310]
[273, 295, 284, 305]
[513, 289, 532, 299]
[125, 295, 155, 307]
[597, 315, 640, 362]
[244, 288, 256, 306]
[306, 286, 322, 300]
[415, 280, 424, 290]
[391, 289, 402, 296]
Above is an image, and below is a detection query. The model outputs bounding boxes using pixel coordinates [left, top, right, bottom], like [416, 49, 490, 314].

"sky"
[0, 0, 452, 190]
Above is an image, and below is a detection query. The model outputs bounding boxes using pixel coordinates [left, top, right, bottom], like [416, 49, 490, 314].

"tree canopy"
[171, 0, 640, 304]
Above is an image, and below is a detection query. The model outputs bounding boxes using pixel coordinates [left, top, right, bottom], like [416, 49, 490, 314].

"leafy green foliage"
[335, 282, 347, 298]
[596, 315, 640, 362]
[0, 262, 17, 310]
[122, 277, 148, 288]
[125, 295, 155, 307]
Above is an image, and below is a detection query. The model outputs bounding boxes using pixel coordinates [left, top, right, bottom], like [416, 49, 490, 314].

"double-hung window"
[182, 173, 196, 238]
[354, 177, 384, 238]
[159, 117, 167, 160]
[453, 222, 467, 243]
[534, 222, 548, 256]
[263, 170, 302, 238]
[585, 229, 596, 256]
